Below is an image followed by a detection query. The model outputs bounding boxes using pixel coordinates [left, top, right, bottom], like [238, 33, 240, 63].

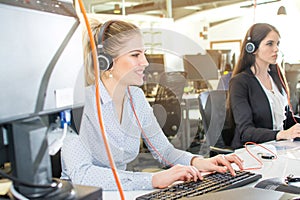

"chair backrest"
[153, 71, 187, 138]
[70, 105, 84, 134]
[198, 90, 231, 154]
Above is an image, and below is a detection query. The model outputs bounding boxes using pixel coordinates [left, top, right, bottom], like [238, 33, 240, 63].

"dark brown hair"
[232, 23, 280, 76]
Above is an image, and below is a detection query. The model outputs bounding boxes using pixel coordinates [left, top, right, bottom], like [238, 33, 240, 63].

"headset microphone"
[97, 21, 115, 71]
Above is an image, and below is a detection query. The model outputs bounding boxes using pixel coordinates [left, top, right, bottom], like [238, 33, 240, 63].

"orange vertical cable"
[77, 0, 125, 199]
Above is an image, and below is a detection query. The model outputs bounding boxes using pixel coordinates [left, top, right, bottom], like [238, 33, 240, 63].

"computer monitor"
[0, 1, 82, 198]
[0, 1, 83, 124]
[183, 53, 219, 90]
[206, 49, 233, 72]
[183, 53, 218, 81]
[145, 54, 165, 82]
[142, 54, 165, 96]
[0, 126, 10, 169]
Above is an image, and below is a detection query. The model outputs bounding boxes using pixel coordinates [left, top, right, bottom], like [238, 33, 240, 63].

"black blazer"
[229, 66, 296, 149]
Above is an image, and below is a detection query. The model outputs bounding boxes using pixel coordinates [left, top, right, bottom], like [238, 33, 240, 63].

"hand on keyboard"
[152, 154, 244, 190]
[191, 154, 244, 176]
[152, 164, 202, 189]
[137, 171, 262, 200]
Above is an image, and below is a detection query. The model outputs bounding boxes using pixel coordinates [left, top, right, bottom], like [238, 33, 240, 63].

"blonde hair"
[82, 18, 140, 86]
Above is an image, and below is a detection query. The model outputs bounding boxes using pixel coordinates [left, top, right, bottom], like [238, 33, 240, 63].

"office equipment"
[136, 170, 262, 200]
[145, 54, 165, 83]
[183, 54, 218, 81]
[153, 72, 187, 138]
[0, 0, 83, 124]
[206, 49, 233, 72]
[183, 53, 218, 91]
[255, 177, 300, 194]
[198, 90, 234, 157]
[142, 54, 165, 97]
[182, 187, 299, 200]
[10, 117, 52, 196]
[0, 127, 9, 169]
[103, 140, 300, 199]
[0, 179, 103, 200]
[285, 63, 300, 114]
[0, 1, 102, 199]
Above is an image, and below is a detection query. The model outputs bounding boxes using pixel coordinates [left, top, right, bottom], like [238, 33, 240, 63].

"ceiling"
[82, 0, 282, 20]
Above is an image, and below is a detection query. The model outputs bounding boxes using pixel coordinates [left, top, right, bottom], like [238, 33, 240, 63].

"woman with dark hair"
[229, 23, 300, 149]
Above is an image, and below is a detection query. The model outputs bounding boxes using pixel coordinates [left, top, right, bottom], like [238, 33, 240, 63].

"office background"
[1, 0, 300, 199]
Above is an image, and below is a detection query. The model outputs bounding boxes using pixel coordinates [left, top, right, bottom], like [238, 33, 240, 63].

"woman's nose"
[141, 55, 149, 67]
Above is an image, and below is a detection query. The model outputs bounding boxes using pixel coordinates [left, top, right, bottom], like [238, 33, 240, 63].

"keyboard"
[136, 171, 262, 200]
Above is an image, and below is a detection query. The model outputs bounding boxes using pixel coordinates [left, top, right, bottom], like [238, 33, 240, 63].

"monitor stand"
[8, 117, 101, 199]
[9, 179, 103, 200]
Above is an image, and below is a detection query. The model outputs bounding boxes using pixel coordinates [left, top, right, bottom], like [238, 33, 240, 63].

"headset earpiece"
[97, 21, 115, 71]
[245, 36, 255, 54]
[97, 47, 113, 71]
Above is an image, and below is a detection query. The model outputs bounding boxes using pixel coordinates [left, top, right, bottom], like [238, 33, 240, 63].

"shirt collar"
[98, 80, 112, 105]
[98, 80, 131, 105]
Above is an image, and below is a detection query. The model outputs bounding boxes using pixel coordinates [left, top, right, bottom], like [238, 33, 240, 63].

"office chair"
[285, 70, 300, 114]
[153, 71, 187, 138]
[198, 90, 234, 157]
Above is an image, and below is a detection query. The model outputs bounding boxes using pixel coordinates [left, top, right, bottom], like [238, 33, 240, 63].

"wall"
[174, 0, 300, 64]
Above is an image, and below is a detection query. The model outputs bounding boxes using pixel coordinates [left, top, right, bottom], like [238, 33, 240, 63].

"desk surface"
[102, 140, 300, 200]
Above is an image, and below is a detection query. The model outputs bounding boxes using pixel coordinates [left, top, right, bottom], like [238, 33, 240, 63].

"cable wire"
[128, 88, 174, 167]
[0, 170, 57, 189]
[76, 1, 125, 199]
[0, 169, 61, 199]
[243, 141, 278, 170]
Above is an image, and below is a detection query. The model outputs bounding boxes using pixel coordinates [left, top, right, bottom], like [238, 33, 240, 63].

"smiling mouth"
[135, 69, 145, 75]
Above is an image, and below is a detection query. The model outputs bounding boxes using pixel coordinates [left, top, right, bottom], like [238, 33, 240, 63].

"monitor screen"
[0, 2, 83, 197]
[144, 54, 165, 82]
[206, 49, 233, 71]
[183, 53, 218, 81]
[0, 2, 84, 124]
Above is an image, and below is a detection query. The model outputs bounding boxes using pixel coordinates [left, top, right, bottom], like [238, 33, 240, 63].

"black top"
[229, 66, 296, 149]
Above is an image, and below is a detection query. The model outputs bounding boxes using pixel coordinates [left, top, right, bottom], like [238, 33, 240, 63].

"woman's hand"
[191, 154, 244, 176]
[277, 123, 300, 140]
[152, 164, 202, 189]
[152, 154, 244, 189]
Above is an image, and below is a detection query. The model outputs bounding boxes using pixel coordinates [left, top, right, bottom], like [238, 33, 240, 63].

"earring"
[108, 70, 113, 78]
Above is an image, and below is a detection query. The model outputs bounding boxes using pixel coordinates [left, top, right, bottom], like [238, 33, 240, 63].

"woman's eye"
[132, 53, 139, 57]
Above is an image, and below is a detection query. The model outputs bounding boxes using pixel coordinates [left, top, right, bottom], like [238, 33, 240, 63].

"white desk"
[103, 140, 300, 200]
[234, 140, 300, 184]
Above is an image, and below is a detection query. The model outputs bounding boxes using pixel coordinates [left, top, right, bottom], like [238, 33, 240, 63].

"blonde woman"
[61, 18, 243, 191]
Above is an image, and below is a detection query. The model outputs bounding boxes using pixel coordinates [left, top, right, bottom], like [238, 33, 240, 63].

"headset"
[245, 25, 256, 54]
[97, 20, 115, 71]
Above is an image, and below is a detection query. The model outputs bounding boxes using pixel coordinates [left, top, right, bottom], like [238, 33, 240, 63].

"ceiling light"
[113, 4, 121, 14]
[184, 6, 201, 10]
